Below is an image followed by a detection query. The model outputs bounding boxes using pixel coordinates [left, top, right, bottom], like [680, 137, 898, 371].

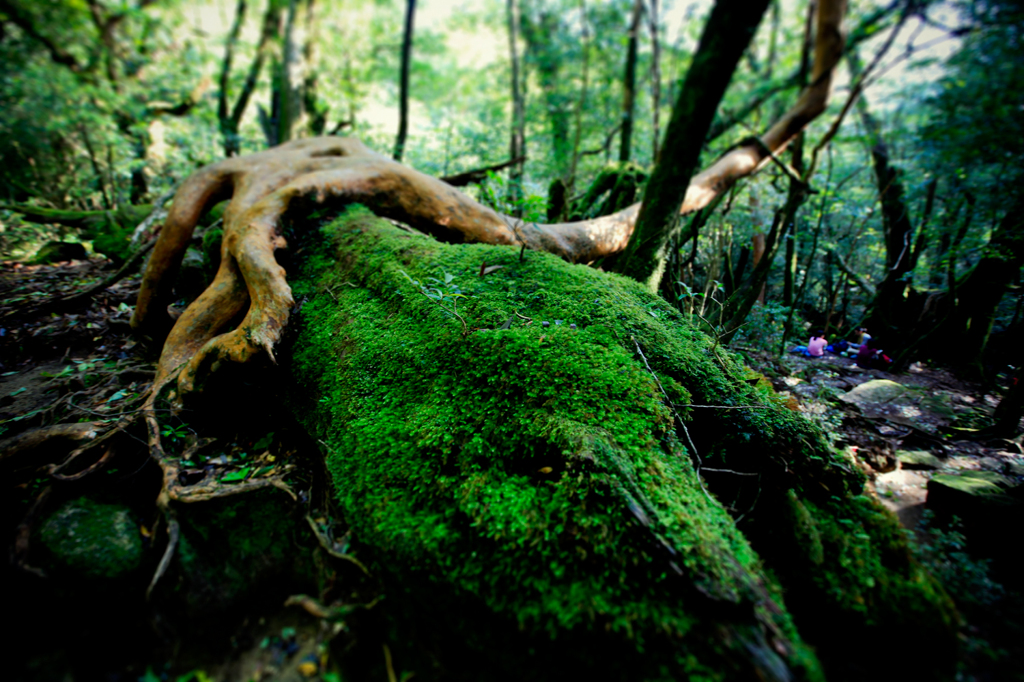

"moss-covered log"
[2, 203, 154, 263]
[281, 207, 957, 681]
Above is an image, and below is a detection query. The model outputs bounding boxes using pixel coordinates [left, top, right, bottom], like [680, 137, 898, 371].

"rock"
[926, 471, 1024, 585]
[173, 246, 213, 302]
[896, 449, 943, 470]
[164, 488, 315, 623]
[927, 470, 1020, 519]
[29, 241, 88, 264]
[840, 379, 906, 406]
[37, 498, 143, 580]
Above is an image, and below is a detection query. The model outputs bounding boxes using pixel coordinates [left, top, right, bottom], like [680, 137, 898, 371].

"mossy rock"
[928, 471, 1020, 514]
[29, 241, 88, 264]
[163, 488, 316, 622]
[896, 449, 944, 470]
[284, 207, 957, 681]
[839, 380, 906, 407]
[37, 498, 143, 580]
[566, 162, 648, 221]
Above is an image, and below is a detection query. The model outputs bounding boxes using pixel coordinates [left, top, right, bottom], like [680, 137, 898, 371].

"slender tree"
[219, 0, 285, 156]
[648, 0, 661, 160]
[619, 0, 644, 162]
[507, 0, 525, 214]
[394, 0, 416, 162]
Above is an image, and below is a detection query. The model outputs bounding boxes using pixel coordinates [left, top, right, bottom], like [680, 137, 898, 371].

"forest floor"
[2, 255, 1023, 681]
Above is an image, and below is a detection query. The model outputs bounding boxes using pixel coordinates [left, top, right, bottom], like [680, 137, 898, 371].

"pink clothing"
[807, 337, 827, 357]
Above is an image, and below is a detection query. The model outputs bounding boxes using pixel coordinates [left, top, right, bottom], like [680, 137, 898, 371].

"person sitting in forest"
[851, 327, 871, 350]
[856, 337, 893, 370]
[856, 323, 872, 346]
[791, 330, 828, 358]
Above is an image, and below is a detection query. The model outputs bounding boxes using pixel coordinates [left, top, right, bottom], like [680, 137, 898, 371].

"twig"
[679, 404, 770, 409]
[147, 512, 179, 600]
[2, 237, 156, 319]
[631, 337, 715, 503]
[383, 644, 397, 682]
[440, 156, 527, 187]
[701, 467, 758, 476]
[305, 515, 371, 575]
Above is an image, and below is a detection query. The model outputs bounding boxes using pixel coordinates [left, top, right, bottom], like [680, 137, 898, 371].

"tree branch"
[440, 157, 527, 187]
[0, 0, 84, 72]
[830, 248, 875, 295]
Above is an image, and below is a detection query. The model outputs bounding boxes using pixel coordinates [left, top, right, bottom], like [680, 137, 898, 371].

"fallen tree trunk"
[267, 206, 957, 680]
[2, 202, 154, 263]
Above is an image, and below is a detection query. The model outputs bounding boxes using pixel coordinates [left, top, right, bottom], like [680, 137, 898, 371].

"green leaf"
[254, 432, 275, 450]
[221, 467, 251, 482]
[9, 387, 27, 397]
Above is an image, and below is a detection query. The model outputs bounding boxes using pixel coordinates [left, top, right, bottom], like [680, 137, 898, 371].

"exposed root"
[285, 594, 335, 619]
[0, 422, 103, 472]
[50, 446, 116, 482]
[305, 515, 370, 576]
[6, 237, 156, 318]
[46, 415, 136, 479]
[146, 509, 179, 601]
[12, 485, 52, 578]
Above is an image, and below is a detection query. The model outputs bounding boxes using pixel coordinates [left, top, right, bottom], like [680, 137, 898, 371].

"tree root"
[304, 515, 370, 576]
[0, 421, 103, 472]
[11, 485, 51, 578]
[146, 509, 178, 600]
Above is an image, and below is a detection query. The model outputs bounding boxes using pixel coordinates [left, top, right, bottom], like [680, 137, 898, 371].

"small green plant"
[160, 423, 190, 443]
[914, 512, 1005, 609]
[399, 269, 470, 336]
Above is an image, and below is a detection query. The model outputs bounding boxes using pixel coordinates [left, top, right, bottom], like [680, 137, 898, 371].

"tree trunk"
[521, 8, 572, 180]
[990, 365, 1024, 438]
[393, 0, 416, 162]
[615, 0, 771, 290]
[273, 207, 957, 681]
[618, 0, 643, 163]
[848, 51, 917, 340]
[221, 0, 284, 156]
[506, 0, 525, 214]
[567, 0, 590, 192]
[277, 0, 307, 144]
[218, 0, 248, 154]
[935, 193, 1024, 376]
[781, 0, 814, 310]
[648, 0, 661, 160]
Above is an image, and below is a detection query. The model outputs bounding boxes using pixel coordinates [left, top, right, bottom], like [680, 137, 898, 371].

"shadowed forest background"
[1, 0, 1023, 681]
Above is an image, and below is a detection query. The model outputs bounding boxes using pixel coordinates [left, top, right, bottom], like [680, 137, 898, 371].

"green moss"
[38, 498, 143, 580]
[201, 225, 224, 273]
[283, 206, 952, 680]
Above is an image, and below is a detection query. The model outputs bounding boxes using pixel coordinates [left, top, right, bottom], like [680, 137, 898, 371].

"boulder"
[37, 498, 143, 580]
[839, 379, 906, 407]
[927, 471, 1018, 512]
[29, 241, 88, 264]
[896, 450, 944, 470]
